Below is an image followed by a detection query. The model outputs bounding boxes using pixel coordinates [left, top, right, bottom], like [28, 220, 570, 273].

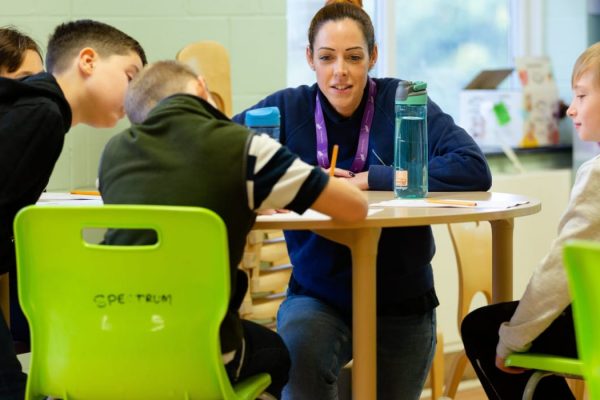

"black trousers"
[225, 319, 290, 399]
[0, 315, 25, 400]
[461, 301, 577, 400]
[8, 270, 29, 352]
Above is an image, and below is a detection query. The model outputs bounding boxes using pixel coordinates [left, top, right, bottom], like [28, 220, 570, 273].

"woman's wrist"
[367, 165, 394, 190]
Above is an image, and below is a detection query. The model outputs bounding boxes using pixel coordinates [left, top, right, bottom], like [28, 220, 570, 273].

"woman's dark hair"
[0, 26, 42, 73]
[308, 2, 375, 56]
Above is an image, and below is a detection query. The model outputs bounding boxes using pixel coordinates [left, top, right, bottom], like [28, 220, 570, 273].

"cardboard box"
[459, 58, 560, 149]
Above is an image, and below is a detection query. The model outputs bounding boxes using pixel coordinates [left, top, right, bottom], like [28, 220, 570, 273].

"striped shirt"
[246, 133, 328, 213]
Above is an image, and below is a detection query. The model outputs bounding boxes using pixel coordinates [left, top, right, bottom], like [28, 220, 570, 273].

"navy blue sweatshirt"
[234, 77, 492, 322]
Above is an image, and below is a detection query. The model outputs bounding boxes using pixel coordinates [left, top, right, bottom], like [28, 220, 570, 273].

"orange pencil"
[70, 190, 100, 196]
[425, 198, 477, 207]
[329, 144, 339, 177]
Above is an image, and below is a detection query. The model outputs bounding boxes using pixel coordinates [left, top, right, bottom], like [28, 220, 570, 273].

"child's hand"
[495, 355, 525, 374]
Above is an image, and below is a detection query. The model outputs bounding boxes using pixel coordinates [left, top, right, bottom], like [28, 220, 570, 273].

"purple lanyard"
[315, 78, 377, 173]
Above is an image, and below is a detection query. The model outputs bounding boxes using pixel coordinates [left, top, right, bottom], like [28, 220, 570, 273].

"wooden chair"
[427, 222, 493, 399]
[176, 40, 233, 117]
[240, 230, 292, 329]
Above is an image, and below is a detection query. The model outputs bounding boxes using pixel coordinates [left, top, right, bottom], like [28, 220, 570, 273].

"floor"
[450, 384, 487, 400]
[421, 380, 487, 400]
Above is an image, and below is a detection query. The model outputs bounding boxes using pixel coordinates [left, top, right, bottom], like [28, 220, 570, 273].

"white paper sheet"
[37, 192, 103, 206]
[257, 208, 383, 221]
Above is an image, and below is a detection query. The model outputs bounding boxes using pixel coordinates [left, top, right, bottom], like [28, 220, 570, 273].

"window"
[379, 0, 516, 119]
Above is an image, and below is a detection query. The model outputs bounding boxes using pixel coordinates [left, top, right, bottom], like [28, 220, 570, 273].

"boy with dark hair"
[99, 60, 368, 399]
[0, 19, 146, 399]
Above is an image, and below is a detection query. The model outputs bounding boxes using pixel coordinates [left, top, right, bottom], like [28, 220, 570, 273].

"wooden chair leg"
[443, 350, 469, 398]
[567, 378, 585, 400]
[430, 331, 445, 400]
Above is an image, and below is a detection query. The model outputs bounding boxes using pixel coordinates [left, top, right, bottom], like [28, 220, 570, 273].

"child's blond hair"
[125, 60, 198, 124]
[572, 41, 600, 87]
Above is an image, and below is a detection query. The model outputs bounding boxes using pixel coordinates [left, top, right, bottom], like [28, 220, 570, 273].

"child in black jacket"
[0, 20, 146, 399]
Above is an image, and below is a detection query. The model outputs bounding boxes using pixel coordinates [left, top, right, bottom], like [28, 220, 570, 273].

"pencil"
[425, 198, 477, 207]
[329, 144, 339, 177]
[70, 190, 100, 196]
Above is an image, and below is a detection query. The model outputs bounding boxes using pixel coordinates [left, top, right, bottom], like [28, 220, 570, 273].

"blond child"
[462, 41, 600, 399]
[98, 60, 367, 399]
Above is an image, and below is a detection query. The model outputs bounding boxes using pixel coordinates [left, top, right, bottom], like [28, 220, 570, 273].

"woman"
[234, 3, 491, 399]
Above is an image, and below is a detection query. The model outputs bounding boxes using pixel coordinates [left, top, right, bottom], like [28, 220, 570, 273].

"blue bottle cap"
[244, 107, 280, 127]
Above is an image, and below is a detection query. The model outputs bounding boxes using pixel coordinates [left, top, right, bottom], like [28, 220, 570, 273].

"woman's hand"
[324, 168, 369, 190]
[495, 355, 526, 374]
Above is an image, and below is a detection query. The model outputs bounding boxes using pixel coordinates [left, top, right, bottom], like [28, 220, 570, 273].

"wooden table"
[254, 191, 541, 400]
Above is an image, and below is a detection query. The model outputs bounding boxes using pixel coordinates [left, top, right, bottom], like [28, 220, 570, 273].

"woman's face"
[307, 18, 377, 117]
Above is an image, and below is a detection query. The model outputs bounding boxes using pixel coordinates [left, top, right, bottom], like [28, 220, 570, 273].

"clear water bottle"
[394, 81, 428, 198]
[244, 106, 280, 141]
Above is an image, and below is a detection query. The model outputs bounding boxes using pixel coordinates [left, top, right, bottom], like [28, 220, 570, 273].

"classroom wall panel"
[231, 17, 286, 95]
[71, 0, 190, 17]
[186, 0, 285, 16]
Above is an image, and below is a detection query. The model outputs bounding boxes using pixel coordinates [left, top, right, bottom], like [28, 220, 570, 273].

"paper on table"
[37, 192, 103, 206]
[257, 208, 383, 221]
[39, 192, 101, 201]
[371, 198, 529, 209]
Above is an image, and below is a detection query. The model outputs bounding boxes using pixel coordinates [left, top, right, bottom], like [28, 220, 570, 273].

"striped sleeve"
[246, 133, 328, 213]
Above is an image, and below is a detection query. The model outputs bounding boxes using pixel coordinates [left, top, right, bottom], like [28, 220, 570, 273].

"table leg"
[314, 227, 382, 400]
[489, 218, 514, 303]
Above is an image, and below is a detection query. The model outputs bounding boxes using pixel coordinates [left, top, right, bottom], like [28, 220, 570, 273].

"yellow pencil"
[329, 144, 339, 177]
[425, 198, 477, 207]
[70, 190, 100, 196]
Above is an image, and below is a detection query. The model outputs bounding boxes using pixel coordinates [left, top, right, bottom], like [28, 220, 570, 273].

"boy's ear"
[195, 76, 217, 108]
[78, 47, 98, 76]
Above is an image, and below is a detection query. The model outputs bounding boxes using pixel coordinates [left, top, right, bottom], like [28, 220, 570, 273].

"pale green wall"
[1, 0, 286, 190]
[1, 1, 590, 190]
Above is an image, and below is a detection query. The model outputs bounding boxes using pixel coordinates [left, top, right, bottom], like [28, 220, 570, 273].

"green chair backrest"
[14, 205, 236, 400]
[564, 240, 600, 400]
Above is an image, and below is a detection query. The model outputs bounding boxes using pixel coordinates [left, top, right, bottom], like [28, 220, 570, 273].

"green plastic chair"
[14, 205, 270, 400]
[563, 240, 600, 399]
[504, 239, 600, 400]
